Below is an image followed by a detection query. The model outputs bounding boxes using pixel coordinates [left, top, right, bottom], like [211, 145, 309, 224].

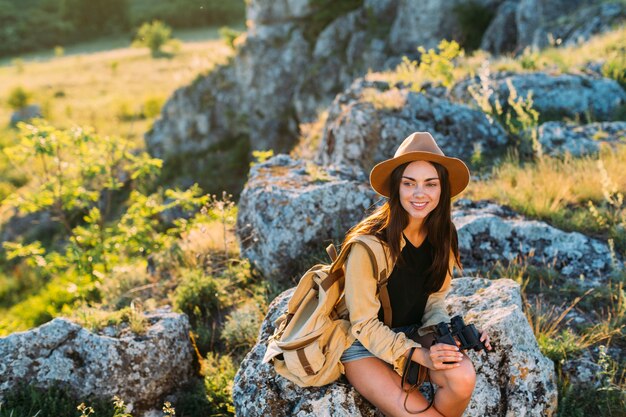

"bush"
[221, 301, 264, 353]
[133, 20, 173, 57]
[202, 352, 236, 416]
[7, 86, 32, 111]
[219, 26, 243, 50]
[173, 268, 226, 324]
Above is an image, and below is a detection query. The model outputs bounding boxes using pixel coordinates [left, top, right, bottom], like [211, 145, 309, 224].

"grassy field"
[0, 26, 239, 143]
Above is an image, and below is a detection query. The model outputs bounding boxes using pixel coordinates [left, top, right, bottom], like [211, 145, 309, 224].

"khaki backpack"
[262, 235, 392, 387]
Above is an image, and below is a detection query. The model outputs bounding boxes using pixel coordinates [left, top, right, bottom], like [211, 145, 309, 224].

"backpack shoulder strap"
[350, 236, 393, 327]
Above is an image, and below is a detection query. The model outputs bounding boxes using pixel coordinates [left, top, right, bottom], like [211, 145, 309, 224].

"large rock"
[145, 0, 399, 168]
[388, 0, 506, 53]
[236, 154, 377, 282]
[480, 0, 520, 55]
[10, 104, 43, 126]
[0, 311, 194, 410]
[233, 277, 557, 416]
[515, 0, 625, 51]
[452, 72, 626, 122]
[315, 78, 509, 170]
[537, 121, 626, 157]
[453, 200, 619, 284]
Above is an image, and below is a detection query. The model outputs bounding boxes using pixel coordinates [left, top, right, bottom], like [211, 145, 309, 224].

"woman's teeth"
[411, 202, 427, 209]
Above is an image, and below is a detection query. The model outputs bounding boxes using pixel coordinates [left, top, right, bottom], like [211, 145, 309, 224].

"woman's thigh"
[343, 357, 444, 417]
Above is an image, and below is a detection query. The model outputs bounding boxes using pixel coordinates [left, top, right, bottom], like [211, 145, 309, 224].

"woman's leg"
[343, 357, 445, 417]
[427, 354, 476, 417]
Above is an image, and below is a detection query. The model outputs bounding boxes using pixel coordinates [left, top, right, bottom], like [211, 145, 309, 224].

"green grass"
[0, 384, 117, 417]
[0, 27, 235, 143]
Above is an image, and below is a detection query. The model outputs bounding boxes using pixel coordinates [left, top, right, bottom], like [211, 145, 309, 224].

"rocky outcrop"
[235, 154, 377, 282]
[514, 0, 625, 52]
[453, 200, 619, 283]
[480, 0, 520, 55]
[233, 277, 557, 416]
[0, 311, 194, 410]
[145, 0, 624, 192]
[452, 72, 626, 122]
[537, 121, 626, 157]
[315, 79, 509, 170]
[388, 0, 506, 53]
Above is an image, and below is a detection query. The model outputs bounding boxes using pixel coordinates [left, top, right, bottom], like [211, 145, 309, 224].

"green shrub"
[133, 20, 174, 57]
[390, 40, 464, 92]
[221, 301, 264, 353]
[141, 95, 165, 119]
[219, 26, 243, 50]
[173, 268, 227, 324]
[7, 86, 32, 111]
[202, 352, 236, 416]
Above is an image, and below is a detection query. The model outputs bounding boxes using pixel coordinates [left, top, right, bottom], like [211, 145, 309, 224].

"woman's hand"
[479, 329, 492, 351]
[415, 344, 464, 370]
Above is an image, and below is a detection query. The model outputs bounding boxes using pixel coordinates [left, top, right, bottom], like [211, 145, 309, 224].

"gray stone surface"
[481, 0, 520, 55]
[233, 277, 557, 416]
[10, 104, 42, 126]
[315, 78, 509, 171]
[537, 121, 626, 157]
[453, 200, 619, 283]
[453, 72, 626, 122]
[235, 154, 377, 283]
[0, 311, 194, 410]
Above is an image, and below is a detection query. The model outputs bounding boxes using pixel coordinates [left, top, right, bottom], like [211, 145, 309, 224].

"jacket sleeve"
[343, 243, 420, 374]
[417, 252, 454, 336]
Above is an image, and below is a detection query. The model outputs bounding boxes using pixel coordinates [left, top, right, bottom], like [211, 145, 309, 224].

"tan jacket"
[342, 234, 453, 374]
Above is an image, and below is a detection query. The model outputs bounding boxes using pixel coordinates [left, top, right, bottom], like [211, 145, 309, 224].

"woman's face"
[399, 160, 441, 223]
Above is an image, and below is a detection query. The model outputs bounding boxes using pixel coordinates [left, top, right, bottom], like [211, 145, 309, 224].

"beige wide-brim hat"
[370, 132, 470, 198]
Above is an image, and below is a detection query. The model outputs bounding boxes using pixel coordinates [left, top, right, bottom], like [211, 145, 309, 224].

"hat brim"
[369, 151, 470, 198]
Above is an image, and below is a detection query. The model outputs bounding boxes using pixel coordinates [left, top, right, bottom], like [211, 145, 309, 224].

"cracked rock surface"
[233, 277, 557, 416]
[0, 310, 194, 410]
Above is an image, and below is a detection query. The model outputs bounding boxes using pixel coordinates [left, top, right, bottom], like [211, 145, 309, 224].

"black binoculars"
[434, 315, 490, 361]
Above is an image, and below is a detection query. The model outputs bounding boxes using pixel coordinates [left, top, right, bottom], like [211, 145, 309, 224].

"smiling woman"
[328, 132, 492, 417]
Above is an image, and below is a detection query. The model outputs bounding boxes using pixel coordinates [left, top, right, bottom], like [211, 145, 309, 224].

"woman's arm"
[344, 242, 420, 373]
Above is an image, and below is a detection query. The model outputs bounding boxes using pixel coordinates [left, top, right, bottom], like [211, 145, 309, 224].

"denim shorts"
[340, 324, 418, 363]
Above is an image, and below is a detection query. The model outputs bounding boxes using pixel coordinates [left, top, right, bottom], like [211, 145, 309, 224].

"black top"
[378, 235, 433, 328]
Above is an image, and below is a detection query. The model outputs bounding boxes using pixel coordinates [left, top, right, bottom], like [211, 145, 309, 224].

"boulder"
[315, 78, 509, 170]
[388, 0, 506, 53]
[480, 0, 520, 55]
[233, 277, 558, 416]
[145, 0, 399, 166]
[537, 121, 626, 157]
[0, 311, 194, 410]
[515, 0, 625, 51]
[452, 72, 626, 122]
[145, 65, 244, 161]
[10, 104, 42, 126]
[453, 200, 619, 284]
[235, 154, 377, 283]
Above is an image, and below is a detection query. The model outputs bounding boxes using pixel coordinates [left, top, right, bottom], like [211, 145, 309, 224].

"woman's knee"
[446, 357, 476, 399]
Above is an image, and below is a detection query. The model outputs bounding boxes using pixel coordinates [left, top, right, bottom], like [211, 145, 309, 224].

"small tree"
[7, 86, 32, 110]
[133, 20, 173, 57]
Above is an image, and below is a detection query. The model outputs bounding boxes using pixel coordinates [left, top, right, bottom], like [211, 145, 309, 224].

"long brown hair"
[343, 161, 461, 294]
